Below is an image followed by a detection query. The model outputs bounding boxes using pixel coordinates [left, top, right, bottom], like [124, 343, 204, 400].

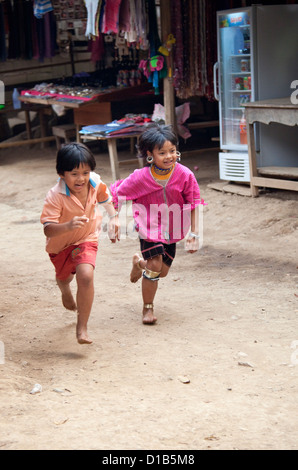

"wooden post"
[160, 0, 177, 131]
[247, 121, 259, 197]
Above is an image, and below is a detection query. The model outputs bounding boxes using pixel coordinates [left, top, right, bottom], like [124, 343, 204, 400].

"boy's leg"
[56, 274, 77, 311]
[75, 263, 94, 344]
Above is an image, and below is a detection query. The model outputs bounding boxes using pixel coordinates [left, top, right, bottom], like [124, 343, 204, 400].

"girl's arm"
[102, 200, 118, 218]
[186, 206, 200, 253]
[102, 201, 120, 243]
[190, 206, 199, 235]
[98, 180, 120, 242]
[182, 171, 205, 253]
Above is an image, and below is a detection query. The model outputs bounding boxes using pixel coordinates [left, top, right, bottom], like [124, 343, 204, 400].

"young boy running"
[40, 143, 119, 344]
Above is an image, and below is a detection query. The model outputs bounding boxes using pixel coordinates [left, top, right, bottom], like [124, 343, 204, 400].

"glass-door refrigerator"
[214, 5, 298, 183]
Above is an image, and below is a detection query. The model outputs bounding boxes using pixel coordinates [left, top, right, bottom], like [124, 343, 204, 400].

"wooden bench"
[0, 104, 55, 149]
[52, 124, 77, 150]
[187, 120, 219, 130]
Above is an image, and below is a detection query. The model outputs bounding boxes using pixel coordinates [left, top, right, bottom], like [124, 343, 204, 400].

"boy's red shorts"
[49, 242, 98, 280]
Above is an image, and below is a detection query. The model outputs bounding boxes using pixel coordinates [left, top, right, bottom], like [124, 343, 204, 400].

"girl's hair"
[137, 123, 178, 160]
[56, 142, 96, 174]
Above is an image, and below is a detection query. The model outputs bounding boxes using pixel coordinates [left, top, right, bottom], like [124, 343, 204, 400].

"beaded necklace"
[151, 164, 175, 182]
[152, 163, 173, 176]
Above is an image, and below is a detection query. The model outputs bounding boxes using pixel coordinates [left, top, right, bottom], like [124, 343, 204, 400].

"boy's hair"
[56, 142, 96, 175]
[137, 123, 179, 160]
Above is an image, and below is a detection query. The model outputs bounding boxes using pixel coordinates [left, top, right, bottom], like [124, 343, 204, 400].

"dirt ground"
[0, 140, 297, 451]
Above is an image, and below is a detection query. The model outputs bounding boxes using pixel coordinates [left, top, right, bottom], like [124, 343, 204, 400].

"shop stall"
[0, 0, 221, 137]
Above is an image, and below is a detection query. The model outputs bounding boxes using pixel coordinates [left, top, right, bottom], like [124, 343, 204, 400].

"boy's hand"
[68, 216, 89, 231]
[108, 217, 120, 243]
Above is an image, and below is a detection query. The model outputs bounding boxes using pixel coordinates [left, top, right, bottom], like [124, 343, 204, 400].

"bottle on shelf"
[241, 59, 249, 72]
[239, 109, 247, 145]
[12, 88, 21, 109]
[243, 76, 250, 90]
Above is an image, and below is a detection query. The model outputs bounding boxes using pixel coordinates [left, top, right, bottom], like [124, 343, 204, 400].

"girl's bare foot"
[142, 304, 157, 325]
[130, 254, 143, 283]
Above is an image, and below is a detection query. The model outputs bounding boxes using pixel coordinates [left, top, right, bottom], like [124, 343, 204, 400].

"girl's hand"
[108, 217, 120, 243]
[186, 234, 199, 253]
[68, 216, 89, 231]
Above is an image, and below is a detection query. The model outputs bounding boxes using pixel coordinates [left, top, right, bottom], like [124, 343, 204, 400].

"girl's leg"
[75, 263, 94, 344]
[130, 253, 146, 283]
[142, 256, 171, 325]
[56, 274, 77, 311]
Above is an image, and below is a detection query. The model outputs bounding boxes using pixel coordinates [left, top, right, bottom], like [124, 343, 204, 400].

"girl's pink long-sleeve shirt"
[111, 163, 205, 244]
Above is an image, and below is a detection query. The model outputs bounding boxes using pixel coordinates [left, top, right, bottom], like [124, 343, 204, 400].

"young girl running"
[41, 143, 120, 344]
[111, 124, 205, 325]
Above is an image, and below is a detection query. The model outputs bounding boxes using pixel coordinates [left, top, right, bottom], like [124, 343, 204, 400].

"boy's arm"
[43, 216, 89, 238]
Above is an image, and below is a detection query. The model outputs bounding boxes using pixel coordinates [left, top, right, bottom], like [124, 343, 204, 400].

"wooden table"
[0, 102, 55, 149]
[244, 98, 298, 196]
[19, 83, 151, 141]
[79, 131, 143, 181]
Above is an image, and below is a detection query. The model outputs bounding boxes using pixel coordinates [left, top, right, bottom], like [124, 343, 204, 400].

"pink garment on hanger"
[101, 0, 122, 34]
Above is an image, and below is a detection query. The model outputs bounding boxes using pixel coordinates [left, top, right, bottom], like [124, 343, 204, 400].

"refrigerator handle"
[213, 62, 219, 101]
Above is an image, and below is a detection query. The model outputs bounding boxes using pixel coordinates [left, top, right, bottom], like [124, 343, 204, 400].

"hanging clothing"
[84, 0, 100, 37]
[89, 33, 105, 62]
[118, 0, 130, 32]
[125, 0, 137, 43]
[33, 0, 53, 19]
[171, 0, 218, 101]
[171, 0, 183, 92]
[94, 0, 103, 37]
[44, 10, 56, 58]
[23, 0, 34, 60]
[135, 0, 148, 49]
[35, 10, 56, 61]
[146, 0, 161, 56]
[8, 0, 20, 59]
[101, 0, 122, 34]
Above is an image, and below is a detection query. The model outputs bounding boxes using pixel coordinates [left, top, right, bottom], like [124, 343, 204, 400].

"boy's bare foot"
[57, 278, 77, 311]
[76, 325, 93, 344]
[61, 291, 77, 311]
[142, 304, 157, 325]
[130, 254, 143, 283]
